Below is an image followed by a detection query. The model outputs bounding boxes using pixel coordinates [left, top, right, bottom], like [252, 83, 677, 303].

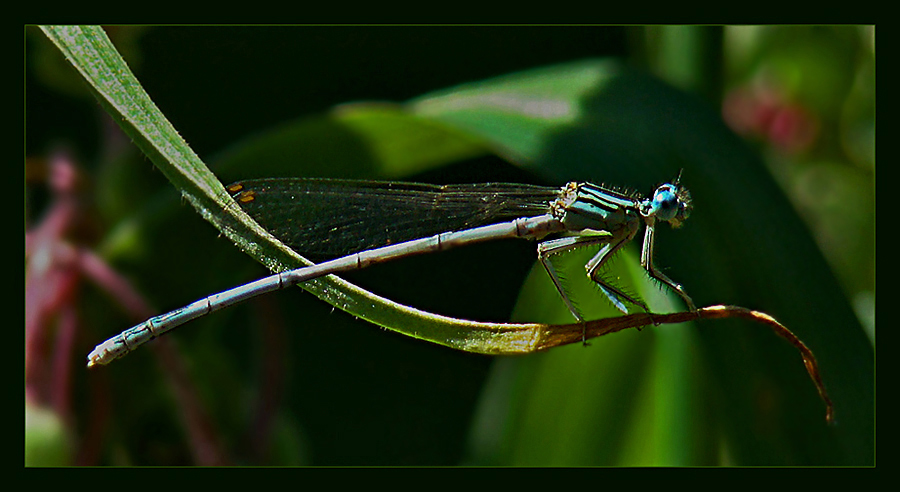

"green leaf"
[25, 404, 71, 466]
[415, 59, 871, 465]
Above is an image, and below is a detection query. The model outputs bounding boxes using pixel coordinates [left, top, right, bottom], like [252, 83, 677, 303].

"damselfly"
[87, 176, 695, 366]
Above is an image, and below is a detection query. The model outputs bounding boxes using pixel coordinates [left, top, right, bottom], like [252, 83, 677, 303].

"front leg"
[640, 224, 696, 311]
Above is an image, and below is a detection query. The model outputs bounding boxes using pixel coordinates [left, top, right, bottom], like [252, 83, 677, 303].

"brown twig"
[533, 305, 834, 424]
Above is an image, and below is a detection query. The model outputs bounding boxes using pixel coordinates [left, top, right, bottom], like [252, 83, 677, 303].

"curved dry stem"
[522, 304, 833, 424]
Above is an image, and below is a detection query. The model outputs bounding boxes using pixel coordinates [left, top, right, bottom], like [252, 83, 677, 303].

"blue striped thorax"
[554, 182, 641, 233]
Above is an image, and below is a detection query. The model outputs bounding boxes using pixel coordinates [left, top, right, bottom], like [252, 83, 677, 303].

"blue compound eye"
[650, 184, 679, 221]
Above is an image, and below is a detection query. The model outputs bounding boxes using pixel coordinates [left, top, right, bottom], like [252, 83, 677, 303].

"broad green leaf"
[409, 59, 871, 465]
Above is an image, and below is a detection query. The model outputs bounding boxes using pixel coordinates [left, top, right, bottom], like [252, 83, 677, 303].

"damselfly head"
[647, 182, 692, 228]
